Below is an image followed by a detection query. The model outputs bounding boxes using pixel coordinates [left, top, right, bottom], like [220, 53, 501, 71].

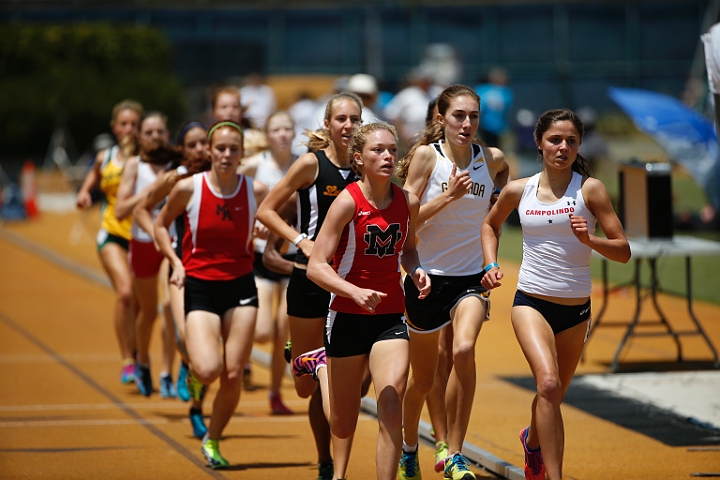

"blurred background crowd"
[1, 0, 719, 232]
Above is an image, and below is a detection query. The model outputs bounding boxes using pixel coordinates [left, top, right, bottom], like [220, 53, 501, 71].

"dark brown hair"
[534, 109, 593, 177]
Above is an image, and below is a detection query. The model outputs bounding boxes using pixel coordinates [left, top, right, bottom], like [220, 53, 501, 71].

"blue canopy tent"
[607, 86, 720, 210]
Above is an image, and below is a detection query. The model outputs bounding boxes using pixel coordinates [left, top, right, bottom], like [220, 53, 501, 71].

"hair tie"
[178, 121, 206, 144]
[207, 121, 243, 140]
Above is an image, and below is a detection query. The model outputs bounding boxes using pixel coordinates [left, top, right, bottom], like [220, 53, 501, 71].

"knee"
[193, 363, 222, 385]
[331, 418, 356, 440]
[378, 398, 403, 432]
[294, 377, 317, 399]
[117, 286, 133, 308]
[451, 341, 476, 369]
[536, 373, 563, 405]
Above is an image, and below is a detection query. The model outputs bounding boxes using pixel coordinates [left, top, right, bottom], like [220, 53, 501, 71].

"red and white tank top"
[330, 182, 409, 315]
[182, 172, 256, 281]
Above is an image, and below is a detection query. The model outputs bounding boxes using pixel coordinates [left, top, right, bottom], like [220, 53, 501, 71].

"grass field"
[497, 225, 720, 306]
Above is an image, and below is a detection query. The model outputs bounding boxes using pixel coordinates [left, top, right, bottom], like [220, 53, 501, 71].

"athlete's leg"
[325, 354, 365, 480]
[446, 296, 486, 455]
[289, 315, 331, 465]
[270, 282, 291, 405]
[402, 329, 441, 448]
[254, 278, 276, 344]
[206, 305, 257, 440]
[369, 339, 409, 480]
[512, 306, 587, 480]
[134, 275, 159, 367]
[158, 259, 175, 380]
[426, 325, 453, 442]
[98, 242, 135, 361]
[185, 310, 223, 385]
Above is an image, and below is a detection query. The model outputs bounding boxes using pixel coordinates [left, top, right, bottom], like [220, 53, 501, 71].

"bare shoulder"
[581, 177, 610, 198]
[406, 144, 437, 175]
[238, 152, 261, 176]
[504, 177, 529, 198]
[174, 175, 195, 194]
[483, 145, 507, 167]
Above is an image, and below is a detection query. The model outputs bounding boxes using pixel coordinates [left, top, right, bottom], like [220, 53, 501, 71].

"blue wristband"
[412, 265, 423, 275]
[483, 262, 499, 273]
[492, 187, 502, 195]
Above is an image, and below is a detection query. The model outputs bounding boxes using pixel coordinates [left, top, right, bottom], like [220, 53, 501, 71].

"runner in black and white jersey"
[256, 92, 362, 480]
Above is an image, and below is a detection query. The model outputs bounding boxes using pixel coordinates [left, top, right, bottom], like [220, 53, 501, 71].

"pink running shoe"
[270, 392, 293, 415]
[292, 347, 326, 380]
[519, 427, 545, 480]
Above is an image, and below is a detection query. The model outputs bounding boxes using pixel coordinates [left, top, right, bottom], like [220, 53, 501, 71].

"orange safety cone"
[21, 159, 39, 218]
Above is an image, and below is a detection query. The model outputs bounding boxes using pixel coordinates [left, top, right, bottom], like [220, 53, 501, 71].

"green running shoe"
[201, 435, 229, 469]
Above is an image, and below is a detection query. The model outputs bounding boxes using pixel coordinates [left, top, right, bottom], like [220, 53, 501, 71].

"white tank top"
[416, 141, 494, 276]
[253, 150, 297, 254]
[131, 161, 172, 243]
[517, 172, 596, 298]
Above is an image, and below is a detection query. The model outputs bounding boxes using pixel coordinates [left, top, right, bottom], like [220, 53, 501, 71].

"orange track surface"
[1, 206, 719, 479]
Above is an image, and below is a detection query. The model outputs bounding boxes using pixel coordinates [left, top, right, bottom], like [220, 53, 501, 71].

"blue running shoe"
[177, 362, 191, 402]
[444, 453, 476, 480]
[399, 449, 422, 479]
[135, 364, 153, 397]
[159, 373, 176, 399]
[189, 407, 207, 439]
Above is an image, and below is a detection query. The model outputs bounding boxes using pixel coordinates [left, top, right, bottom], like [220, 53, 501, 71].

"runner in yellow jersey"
[76, 99, 143, 384]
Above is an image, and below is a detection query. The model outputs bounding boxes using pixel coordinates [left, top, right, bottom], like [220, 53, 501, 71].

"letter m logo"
[364, 224, 402, 258]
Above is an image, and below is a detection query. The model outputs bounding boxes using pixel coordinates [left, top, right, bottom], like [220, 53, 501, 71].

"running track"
[1, 207, 719, 479]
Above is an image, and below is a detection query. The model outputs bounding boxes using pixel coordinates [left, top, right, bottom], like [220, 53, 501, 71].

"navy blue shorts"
[513, 290, 591, 335]
[324, 311, 408, 358]
[184, 273, 258, 317]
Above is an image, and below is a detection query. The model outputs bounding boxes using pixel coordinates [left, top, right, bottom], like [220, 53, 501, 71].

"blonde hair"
[110, 99, 143, 128]
[211, 86, 240, 110]
[347, 122, 398, 177]
[303, 92, 363, 152]
[396, 84, 479, 182]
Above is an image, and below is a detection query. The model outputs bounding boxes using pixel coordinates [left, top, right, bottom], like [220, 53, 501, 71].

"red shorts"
[129, 239, 164, 279]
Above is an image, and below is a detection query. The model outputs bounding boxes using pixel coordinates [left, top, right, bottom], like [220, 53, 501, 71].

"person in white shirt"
[481, 109, 630, 480]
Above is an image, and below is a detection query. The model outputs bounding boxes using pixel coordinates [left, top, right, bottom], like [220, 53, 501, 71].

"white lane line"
[0, 399, 309, 412]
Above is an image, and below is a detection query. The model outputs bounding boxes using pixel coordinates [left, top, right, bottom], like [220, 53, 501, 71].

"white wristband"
[292, 233, 308, 246]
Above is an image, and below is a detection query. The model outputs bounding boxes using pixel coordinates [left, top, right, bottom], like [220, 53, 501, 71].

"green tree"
[0, 23, 186, 157]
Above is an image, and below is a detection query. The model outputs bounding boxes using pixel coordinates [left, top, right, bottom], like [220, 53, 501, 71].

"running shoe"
[186, 370, 207, 402]
[201, 434, 229, 469]
[519, 427, 545, 480]
[269, 392, 293, 415]
[135, 363, 153, 397]
[120, 360, 135, 384]
[434, 441, 449, 473]
[398, 449, 422, 480]
[284, 340, 292, 363]
[159, 373, 177, 399]
[317, 460, 334, 480]
[189, 407, 207, 439]
[292, 347, 327, 380]
[444, 453, 476, 480]
[177, 361, 191, 402]
[242, 362, 257, 391]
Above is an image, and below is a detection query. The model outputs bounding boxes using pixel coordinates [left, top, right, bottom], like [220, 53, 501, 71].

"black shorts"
[324, 311, 408, 358]
[253, 251, 293, 282]
[404, 272, 489, 333]
[286, 266, 331, 319]
[184, 273, 258, 317]
[513, 290, 591, 335]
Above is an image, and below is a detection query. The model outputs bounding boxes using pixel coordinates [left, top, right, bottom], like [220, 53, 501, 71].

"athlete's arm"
[256, 152, 318, 258]
[404, 145, 472, 225]
[262, 232, 294, 275]
[132, 169, 179, 245]
[154, 177, 194, 288]
[307, 190, 387, 313]
[481, 178, 526, 290]
[486, 146, 510, 200]
[576, 178, 631, 263]
[115, 156, 143, 220]
[400, 191, 430, 299]
[75, 151, 103, 209]
[237, 152, 260, 177]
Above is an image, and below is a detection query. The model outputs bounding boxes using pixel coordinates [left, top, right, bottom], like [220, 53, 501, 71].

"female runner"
[306, 122, 429, 480]
[481, 109, 630, 480]
[239, 110, 298, 415]
[136, 121, 210, 437]
[154, 121, 268, 468]
[75, 99, 143, 383]
[115, 111, 175, 397]
[397, 84, 509, 480]
[256, 92, 363, 480]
